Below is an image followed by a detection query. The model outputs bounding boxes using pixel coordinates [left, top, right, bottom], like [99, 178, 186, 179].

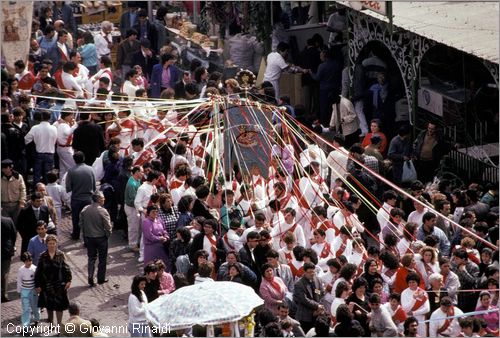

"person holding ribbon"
[401, 272, 430, 337]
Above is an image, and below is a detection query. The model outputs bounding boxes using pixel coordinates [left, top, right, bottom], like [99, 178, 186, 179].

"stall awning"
[343, 2, 499, 64]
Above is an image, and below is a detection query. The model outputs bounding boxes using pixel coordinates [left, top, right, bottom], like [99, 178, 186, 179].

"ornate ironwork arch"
[347, 9, 435, 120]
[482, 59, 499, 88]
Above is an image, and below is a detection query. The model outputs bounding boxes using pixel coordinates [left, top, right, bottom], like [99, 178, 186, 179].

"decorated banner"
[1, 1, 33, 71]
[224, 103, 273, 179]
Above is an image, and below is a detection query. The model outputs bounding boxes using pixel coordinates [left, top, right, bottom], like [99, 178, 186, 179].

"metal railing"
[449, 149, 499, 183]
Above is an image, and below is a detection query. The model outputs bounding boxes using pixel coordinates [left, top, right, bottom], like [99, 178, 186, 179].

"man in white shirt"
[429, 296, 463, 337]
[263, 42, 307, 101]
[377, 190, 397, 234]
[89, 56, 113, 94]
[53, 110, 77, 179]
[270, 207, 306, 249]
[24, 111, 57, 187]
[69, 51, 92, 97]
[241, 212, 268, 243]
[326, 134, 349, 190]
[60, 62, 84, 100]
[94, 21, 114, 60]
[223, 219, 243, 252]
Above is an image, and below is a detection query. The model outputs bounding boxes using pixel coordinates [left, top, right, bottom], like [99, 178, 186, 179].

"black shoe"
[1, 296, 9, 303]
[70, 236, 79, 241]
[88, 278, 95, 287]
[97, 279, 109, 285]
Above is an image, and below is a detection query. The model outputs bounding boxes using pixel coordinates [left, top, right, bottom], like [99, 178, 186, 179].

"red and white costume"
[15, 69, 36, 92]
[270, 220, 306, 250]
[429, 306, 463, 337]
[107, 118, 136, 156]
[401, 287, 430, 337]
[311, 241, 334, 271]
[331, 236, 352, 259]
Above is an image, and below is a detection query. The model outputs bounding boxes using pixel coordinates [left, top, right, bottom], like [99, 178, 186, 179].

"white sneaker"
[138, 257, 144, 263]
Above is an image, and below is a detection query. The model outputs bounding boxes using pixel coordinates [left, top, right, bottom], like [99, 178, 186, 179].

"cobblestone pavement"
[1, 212, 144, 337]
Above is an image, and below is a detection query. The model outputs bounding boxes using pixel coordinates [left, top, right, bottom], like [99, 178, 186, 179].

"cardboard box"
[81, 11, 104, 24]
[279, 72, 302, 106]
[105, 5, 123, 24]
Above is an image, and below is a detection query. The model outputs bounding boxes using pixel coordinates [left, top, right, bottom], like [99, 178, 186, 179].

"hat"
[1, 159, 13, 168]
[140, 38, 151, 49]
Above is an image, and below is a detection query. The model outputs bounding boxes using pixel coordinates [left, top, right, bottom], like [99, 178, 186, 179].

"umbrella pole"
[206, 325, 215, 337]
[232, 321, 240, 337]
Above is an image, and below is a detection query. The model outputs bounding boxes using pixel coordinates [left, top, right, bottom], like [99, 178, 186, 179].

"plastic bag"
[402, 160, 417, 183]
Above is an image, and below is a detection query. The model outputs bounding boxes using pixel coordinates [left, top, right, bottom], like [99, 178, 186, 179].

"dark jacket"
[72, 120, 105, 166]
[132, 21, 158, 53]
[413, 130, 452, 163]
[1, 216, 17, 258]
[174, 80, 187, 99]
[52, 4, 76, 35]
[150, 64, 180, 98]
[17, 204, 50, 242]
[46, 43, 72, 72]
[189, 232, 226, 270]
[238, 244, 261, 288]
[293, 275, 325, 323]
[131, 50, 158, 81]
[192, 199, 215, 220]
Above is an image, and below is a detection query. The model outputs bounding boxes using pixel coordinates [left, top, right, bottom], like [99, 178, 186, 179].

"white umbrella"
[145, 281, 263, 331]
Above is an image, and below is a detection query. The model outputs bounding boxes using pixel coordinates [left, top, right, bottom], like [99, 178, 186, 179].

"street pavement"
[1, 212, 144, 337]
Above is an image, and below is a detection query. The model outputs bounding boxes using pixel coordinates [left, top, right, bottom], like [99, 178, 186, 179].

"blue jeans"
[71, 199, 91, 239]
[21, 288, 40, 326]
[85, 236, 108, 282]
[33, 152, 54, 186]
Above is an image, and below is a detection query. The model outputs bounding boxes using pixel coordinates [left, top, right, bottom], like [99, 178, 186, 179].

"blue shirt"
[78, 43, 98, 67]
[416, 225, 451, 256]
[27, 235, 47, 266]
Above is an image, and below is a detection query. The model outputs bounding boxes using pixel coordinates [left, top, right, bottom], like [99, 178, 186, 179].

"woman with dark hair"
[127, 275, 151, 337]
[332, 263, 357, 294]
[77, 31, 98, 75]
[122, 68, 140, 101]
[259, 263, 287, 315]
[187, 249, 209, 284]
[451, 189, 469, 223]
[176, 195, 194, 228]
[142, 205, 169, 266]
[360, 258, 384, 294]
[346, 277, 370, 336]
[154, 259, 175, 295]
[226, 263, 244, 284]
[379, 250, 400, 288]
[334, 304, 365, 337]
[193, 66, 208, 94]
[34, 234, 72, 327]
[169, 227, 192, 275]
[361, 118, 388, 155]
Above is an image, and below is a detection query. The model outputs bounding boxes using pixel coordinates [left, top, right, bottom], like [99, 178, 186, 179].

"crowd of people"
[1, 1, 499, 337]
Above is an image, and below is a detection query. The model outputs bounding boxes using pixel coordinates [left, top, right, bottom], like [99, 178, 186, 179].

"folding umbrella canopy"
[145, 281, 264, 331]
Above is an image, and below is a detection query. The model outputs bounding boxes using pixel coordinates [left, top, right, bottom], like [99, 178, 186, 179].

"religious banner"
[223, 103, 274, 180]
[1, 1, 33, 71]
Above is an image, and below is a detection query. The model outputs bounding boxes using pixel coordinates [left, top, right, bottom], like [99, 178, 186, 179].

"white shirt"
[263, 51, 288, 83]
[327, 147, 349, 189]
[414, 257, 440, 289]
[55, 120, 77, 147]
[17, 264, 37, 292]
[95, 30, 112, 59]
[224, 229, 243, 252]
[429, 307, 463, 337]
[408, 209, 427, 226]
[123, 80, 140, 101]
[401, 287, 430, 337]
[331, 236, 352, 259]
[397, 238, 413, 256]
[61, 71, 84, 98]
[90, 67, 113, 92]
[134, 182, 156, 213]
[299, 145, 329, 179]
[270, 221, 306, 249]
[127, 291, 148, 324]
[57, 41, 68, 59]
[263, 51, 288, 99]
[46, 182, 69, 208]
[377, 202, 393, 230]
[24, 121, 57, 153]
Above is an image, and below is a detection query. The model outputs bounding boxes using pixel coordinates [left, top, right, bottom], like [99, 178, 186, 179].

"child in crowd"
[17, 252, 40, 328]
[45, 170, 69, 222]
